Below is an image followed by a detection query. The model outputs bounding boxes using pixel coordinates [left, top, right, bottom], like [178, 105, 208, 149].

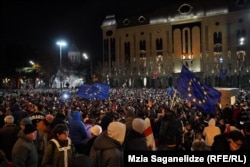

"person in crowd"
[10, 103, 23, 126]
[67, 110, 89, 154]
[0, 149, 9, 167]
[84, 118, 93, 141]
[41, 123, 75, 167]
[84, 124, 102, 156]
[222, 104, 233, 123]
[0, 108, 7, 128]
[157, 106, 183, 151]
[238, 108, 249, 123]
[50, 112, 67, 129]
[182, 123, 195, 151]
[224, 122, 239, 134]
[216, 118, 226, 134]
[12, 124, 38, 167]
[202, 118, 221, 151]
[242, 121, 250, 149]
[124, 106, 135, 133]
[211, 130, 248, 151]
[100, 113, 114, 132]
[89, 121, 126, 167]
[37, 114, 54, 133]
[0, 115, 20, 161]
[124, 118, 149, 151]
[20, 117, 47, 167]
[232, 104, 242, 123]
[37, 114, 54, 140]
[191, 132, 205, 151]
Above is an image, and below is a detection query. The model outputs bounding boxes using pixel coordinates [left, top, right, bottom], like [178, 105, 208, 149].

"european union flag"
[177, 65, 221, 114]
[219, 69, 227, 80]
[166, 86, 175, 96]
[77, 83, 110, 99]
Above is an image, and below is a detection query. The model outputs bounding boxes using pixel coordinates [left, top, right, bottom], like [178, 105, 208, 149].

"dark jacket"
[89, 132, 123, 167]
[12, 130, 38, 167]
[211, 132, 248, 151]
[158, 112, 182, 147]
[41, 138, 74, 167]
[124, 129, 149, 151]
[0, 123, 20, 161]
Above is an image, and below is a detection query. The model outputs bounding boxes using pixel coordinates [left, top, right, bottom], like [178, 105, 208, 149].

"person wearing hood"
[89, 121, 126, 167]
[202, 118, 221, 151]
[67, 110, 88, 154]
[12, 124, 38, 167]
[124, 118, 149, 151]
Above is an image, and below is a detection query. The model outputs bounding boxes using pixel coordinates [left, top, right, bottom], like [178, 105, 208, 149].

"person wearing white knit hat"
[89, 122, 126, 167]
[124, 118, 149, 151]
[84, 125, 103, 156]
[91, 125, 102, 137]
[132, 118, 146, 134]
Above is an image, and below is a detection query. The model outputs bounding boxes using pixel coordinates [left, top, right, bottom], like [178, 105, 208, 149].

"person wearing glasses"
[41, 124, 75, 167]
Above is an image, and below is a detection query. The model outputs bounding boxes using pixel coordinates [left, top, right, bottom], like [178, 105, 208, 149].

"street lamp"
[56, 40, 67, 89]
[29, 60, 34, 66]
[56, 40, 67, 68]
[82, 53, 92, 75]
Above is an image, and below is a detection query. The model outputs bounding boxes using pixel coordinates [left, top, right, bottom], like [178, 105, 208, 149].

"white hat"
[91, 125, 102, 136]
[132, 118, 146, 134]
[107, 122, 126, 145]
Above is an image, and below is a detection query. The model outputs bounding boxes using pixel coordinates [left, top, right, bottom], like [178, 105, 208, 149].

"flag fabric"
[219, 69, 227, 80]
[77, 83, 110, 99]
[177, 65, 221, 114]
[166, 86, 175, 96]
[144, 118, 157, 151]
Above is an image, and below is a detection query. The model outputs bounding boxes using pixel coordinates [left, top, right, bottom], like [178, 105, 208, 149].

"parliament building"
[100, 0, 250, 88]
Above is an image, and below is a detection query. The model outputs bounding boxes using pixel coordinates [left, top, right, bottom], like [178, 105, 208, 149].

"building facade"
[100, 0, 250, 88]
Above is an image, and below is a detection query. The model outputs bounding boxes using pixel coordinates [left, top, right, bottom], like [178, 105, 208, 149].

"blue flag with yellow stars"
[77, 83, 110, 99]
[177, 65, 221, 114]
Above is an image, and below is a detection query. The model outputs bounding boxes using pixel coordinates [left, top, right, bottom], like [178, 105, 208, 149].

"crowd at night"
[0, 86, 249, 166]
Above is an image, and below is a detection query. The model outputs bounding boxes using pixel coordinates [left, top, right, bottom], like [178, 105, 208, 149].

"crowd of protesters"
[0, 87, 249, 167]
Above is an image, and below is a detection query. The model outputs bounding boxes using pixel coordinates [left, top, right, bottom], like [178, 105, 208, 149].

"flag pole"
[170, 89, 176, 110]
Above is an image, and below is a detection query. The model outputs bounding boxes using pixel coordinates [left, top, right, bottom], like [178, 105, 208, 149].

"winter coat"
[158, 113, 182, 146]
[0, 123, 20, 161]
[89, 132, 124, 167]
[41, 138, 74, 167]
[211, 133, 248, 151]
[12, 131, 38, 167]
[124, 129, 149, 151]
[67, 111, 88, 145]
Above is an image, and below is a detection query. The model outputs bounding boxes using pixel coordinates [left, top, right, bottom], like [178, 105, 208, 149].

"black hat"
[24, 124, 37, 134]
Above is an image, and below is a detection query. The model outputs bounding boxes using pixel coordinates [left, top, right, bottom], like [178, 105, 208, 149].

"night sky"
[1, 0, 176, 73]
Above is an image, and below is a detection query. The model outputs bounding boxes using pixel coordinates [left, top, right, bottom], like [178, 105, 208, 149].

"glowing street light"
[83, 53, 88, 60]
[56, 40, 67, 67]
[29, 60, 34, 66]
[82, 53, 92, 75]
